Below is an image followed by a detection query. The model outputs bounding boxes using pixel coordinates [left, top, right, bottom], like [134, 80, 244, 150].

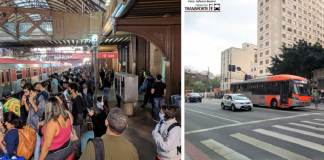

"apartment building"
[220, 43, 257, 93]
[254, 0, 324, 77]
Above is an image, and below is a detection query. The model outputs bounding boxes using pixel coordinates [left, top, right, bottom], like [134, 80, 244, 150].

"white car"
[221, 94, 253, 111]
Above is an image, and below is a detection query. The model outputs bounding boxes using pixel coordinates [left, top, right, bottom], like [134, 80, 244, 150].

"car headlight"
[235, 101, 238, 104]
[292, 96, 299, 100]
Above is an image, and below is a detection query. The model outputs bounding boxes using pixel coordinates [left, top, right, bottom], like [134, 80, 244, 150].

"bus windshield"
[293, 83, 311, 96]
[233, 95, 249, 100]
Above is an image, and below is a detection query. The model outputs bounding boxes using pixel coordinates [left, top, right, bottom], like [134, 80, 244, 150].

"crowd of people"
[0, 66, 181, 160]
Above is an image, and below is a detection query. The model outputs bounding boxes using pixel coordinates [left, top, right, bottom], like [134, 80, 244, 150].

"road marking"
[314, 119, 324, 122]
[186, 108, 240, 123]
[289, 123, 324, 132]
[185, 112, 323, 135]
[201, 139, 251, 160]
[231, 133, 311, 160]
[273, 125, 324, 139]
[301, 121, 324, 127]
[254, 129, 324, 153]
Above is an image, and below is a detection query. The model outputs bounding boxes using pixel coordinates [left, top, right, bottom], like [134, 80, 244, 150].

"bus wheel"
[231, 105, 236, 112]
[271, 99, 278, 108]
[289, 107, 294, 110]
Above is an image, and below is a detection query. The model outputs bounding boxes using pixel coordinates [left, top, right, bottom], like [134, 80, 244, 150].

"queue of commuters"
[0, 66, 180, 160]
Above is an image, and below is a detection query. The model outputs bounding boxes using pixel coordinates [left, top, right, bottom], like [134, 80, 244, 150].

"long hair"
[105, 73, 110, 79]
[44, 97, 69, 125]
[55, 92, 69, 110]
[3, 112, 23, 129]
[97, 96, 109, 115]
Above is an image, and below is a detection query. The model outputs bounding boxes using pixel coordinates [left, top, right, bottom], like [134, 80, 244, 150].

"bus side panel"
[288, 98, 292, 107]
[266, 95, 278, 106]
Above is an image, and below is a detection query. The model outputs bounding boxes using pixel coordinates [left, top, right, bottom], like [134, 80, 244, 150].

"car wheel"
[231, 104, 236, 112]
[271, 99, 278, 109]
[221, 103, 225, 109]
[248, 108, 252, 111]
[199, 99, 202, 102]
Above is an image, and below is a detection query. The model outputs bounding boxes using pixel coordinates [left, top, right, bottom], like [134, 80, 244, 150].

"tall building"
[220, 43, 257, 93]
[254, 0, 324, 77]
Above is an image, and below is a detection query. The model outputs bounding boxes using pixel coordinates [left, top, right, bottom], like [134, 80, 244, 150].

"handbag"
[66, 111, 78, 142]
[0, 153, 24, 160]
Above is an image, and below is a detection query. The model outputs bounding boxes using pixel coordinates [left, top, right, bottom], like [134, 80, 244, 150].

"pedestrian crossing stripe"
[313, 119, 324, 122]
[289, 123, 324, 131]
[230, 133, 311, 160]
[272, 125, 324, 139]
[254, 129, 324, 153]
[301, 121, 324, 127]
[201, 139, 251, 160]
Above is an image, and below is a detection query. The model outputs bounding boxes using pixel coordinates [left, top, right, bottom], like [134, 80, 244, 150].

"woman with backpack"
[39, 97, 74, 160]
[0, 112, 23, 159]
[88, 96, 109, 137]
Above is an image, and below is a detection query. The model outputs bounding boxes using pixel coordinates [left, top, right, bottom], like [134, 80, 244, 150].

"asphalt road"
[185, 99, 324, 160]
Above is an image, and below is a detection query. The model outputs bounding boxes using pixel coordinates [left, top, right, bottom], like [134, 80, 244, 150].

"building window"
[288, 36, 292, 40]
[265, 50, 269, 55]
[260, 44, 264, 49]
[283, 42, 286, 46]
[282, 34, 286, 38]
[294, 13, 296, 17]
[260, 52, 263, 57]
[304, 18, 307, 23]
[298, 31, 302, 35]
[288, 11, 292, 16]
[282, 8, 286, 12]
[266, 24, 269, 29]
[266, 6, 269, 11]
[259, 35, 263, 40]
[265, 59, 269, 64]
[294, 5, 296, 10]
[288, 44, 292, 47]
[304, 25, 307, 30]
[282, 0, 285, 4]
[251, 69, 253, 72]
[266, 69, 269, 73]
[288, 19, 292, 24]
[287, 27, 292, 32]
[309, 35, 312, 39]
[266, 0, 269, 3]
[265, 41, 269, 46]
[260, 61, 263, 65]
[294, 29, 297, 33]
[298, 16, 302, 20]
[299, 23, 302, 28]
[260, 27, 264, 32]
[260, 2, 263, 7]
[265, 15, 269, 20]
[260, 70, 263, 74]
[298, 8, 302, 12]
[265, 32, 269, 37]
[294, 37, 297, 41]
[260, 19, 263, 23]
[282, 16, 286, 21]
[260, 10, 263, 15]
[282, 25, 286, 29]
[254, 68, 256, 71]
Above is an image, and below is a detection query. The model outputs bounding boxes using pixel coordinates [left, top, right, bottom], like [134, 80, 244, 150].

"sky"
[184, 0, 258, 75]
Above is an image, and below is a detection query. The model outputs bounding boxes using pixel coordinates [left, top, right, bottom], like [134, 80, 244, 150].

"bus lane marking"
[186, 108, 240, 123]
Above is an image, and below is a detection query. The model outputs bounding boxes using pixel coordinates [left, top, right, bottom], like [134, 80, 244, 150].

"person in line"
[141, 74, 155, 109]
[55, 93, 69, 111]
[22, 83, 45, 160]
[0, 112, 23, 159]
[103, 73, 112, 101]
[88, 96, 109, 137]
[50, 75, 59, 95]
[68, 83, 85, 159]
[100, 69, 105, 89]
[151, 75, 167, 122]
[110, 69, 115, 86]
[39, 97, 74, 160]
[2, 90, 20, 117]
[34, 82, 49, 99]
[80, 108, 139, 160]
[19, 79, 28, 125]
[152, 106, 181, 160]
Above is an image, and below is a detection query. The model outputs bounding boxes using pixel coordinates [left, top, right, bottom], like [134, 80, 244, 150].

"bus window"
[33, 69, 37, 76]
[1, 72, 4, 83]
[16, 70, 22, 80]
[6, 70, 10, 82]
[271, 82, 279, 95]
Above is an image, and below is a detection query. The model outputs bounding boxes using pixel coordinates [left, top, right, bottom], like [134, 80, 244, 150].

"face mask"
[25, 95, 30, 99]
[97, 103, 101, 109]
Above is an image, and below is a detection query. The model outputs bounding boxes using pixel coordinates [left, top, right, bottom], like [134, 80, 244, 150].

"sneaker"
[153, 119, 159, 123]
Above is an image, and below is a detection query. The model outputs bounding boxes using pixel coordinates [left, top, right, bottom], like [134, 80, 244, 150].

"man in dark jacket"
[141, 74, 155, 109]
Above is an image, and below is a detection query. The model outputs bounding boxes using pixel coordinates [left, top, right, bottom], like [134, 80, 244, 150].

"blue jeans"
[111, 78, 114, 86]
[138, 85, 144, 93]
[85, 94, 93, 108]
[34, 132, 41, 160]
[104, 87, 110, 101]
[153, 98, 164, 120]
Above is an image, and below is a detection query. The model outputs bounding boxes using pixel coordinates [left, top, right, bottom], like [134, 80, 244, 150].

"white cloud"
[183, 0, 257, 75]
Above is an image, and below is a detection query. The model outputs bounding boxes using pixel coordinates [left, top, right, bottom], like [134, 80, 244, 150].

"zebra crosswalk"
[199, 119, 324, 160]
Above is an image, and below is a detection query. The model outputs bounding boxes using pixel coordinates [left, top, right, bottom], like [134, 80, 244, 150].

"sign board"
[98, 52, 118, 59]
[214, 88, 220, 93]
[72, 53, 92, 59]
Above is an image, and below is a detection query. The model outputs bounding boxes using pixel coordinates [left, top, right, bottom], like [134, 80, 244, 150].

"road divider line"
[254, 129, 324, 153]
[186, 108, 241, 123]
[185, 112, 323, 135]
[201, 139, 251, 160]
[313, 119, 324, 122]
[288, 123, 324, 132]
[301, 121, 324, 126]
[272, 125, 324, 139]
[231, 133, 311, 160]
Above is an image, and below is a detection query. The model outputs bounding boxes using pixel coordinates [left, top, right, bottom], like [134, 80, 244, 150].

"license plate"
[244, 105, 249, 107]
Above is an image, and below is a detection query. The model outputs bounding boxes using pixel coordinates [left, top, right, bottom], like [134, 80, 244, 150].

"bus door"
[26, 68, 31, 83]
[280, 81, 289, 105]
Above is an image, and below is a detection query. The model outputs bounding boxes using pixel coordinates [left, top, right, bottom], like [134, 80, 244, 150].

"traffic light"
[228, 65, 231, 71]
[245, 75, 252, 81]
[232, 65, 236, 72]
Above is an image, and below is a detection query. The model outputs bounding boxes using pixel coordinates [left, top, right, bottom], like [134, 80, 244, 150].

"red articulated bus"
[230, 74, 311, 109]
[0, 58, 71, 100]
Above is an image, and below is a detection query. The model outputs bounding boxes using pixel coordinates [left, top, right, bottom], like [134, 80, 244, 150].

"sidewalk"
[80, 86, 182, 160]
[200, 98, 324, 111]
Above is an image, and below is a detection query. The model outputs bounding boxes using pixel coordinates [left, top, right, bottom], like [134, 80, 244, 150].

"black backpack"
[87, 137, 105, 160]
[159, 121, 181, 154]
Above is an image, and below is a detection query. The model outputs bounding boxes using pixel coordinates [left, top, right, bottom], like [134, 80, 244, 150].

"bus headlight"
[292, 96, 299, 100]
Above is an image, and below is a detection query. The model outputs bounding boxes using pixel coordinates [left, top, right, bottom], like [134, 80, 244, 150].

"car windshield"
[293, 83, 311, 96]
[190, 93, 200, 96]
[233, 95, 249, 100]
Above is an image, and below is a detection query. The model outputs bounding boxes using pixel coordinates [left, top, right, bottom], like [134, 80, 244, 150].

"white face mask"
[69, 80, 71, 82]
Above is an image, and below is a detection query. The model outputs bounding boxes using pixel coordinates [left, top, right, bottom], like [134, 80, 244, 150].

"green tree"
[268, 40, 324, 79]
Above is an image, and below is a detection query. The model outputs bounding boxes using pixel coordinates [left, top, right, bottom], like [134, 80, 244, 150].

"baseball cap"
[2, 90, 11, 98]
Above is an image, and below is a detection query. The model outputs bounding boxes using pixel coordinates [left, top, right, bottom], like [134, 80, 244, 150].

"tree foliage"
[185, 66, 220, 92]
[268, 40, 324, 79]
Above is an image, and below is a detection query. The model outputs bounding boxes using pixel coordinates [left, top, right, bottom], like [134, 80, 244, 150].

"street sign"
[98, 52, 118, 58]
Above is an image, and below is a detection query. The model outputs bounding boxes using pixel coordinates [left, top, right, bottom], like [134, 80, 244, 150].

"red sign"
[98, 52, 118, 58]
[72, 53, 92, 59]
